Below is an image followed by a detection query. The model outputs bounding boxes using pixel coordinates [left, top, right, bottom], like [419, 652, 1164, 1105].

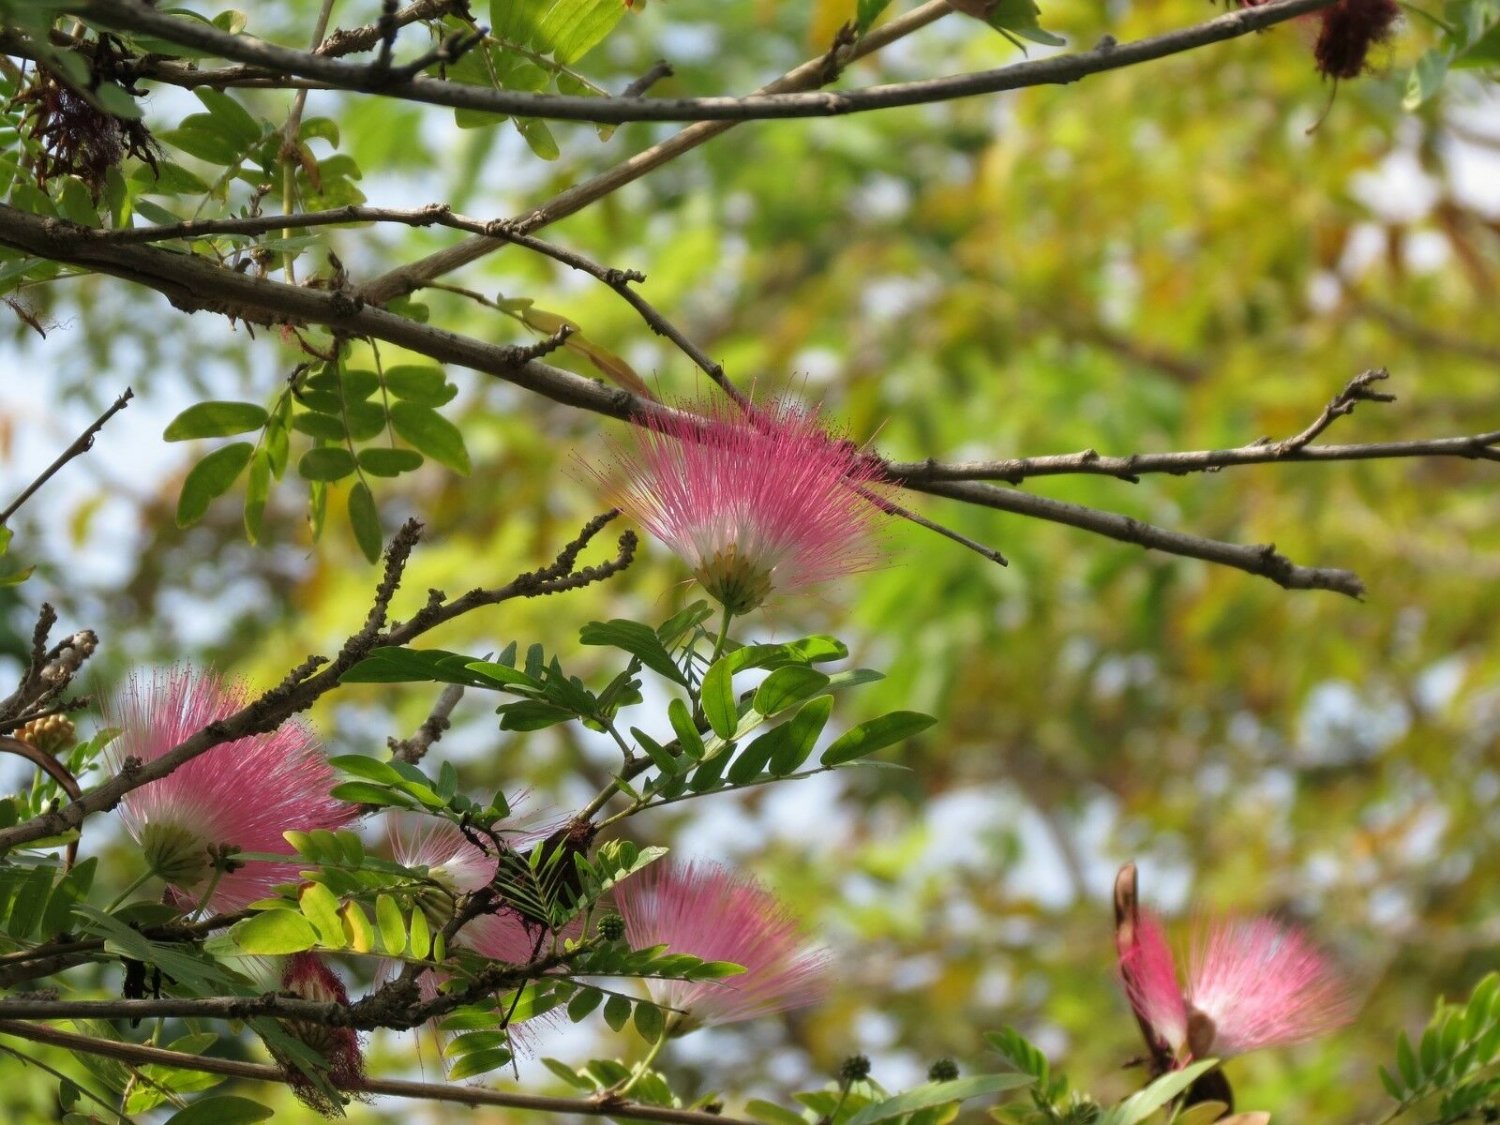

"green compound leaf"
[347, 480, 382, 562]
[820, 711, 936, 766]
[845, 1075, 1033, 1125]
[176, 442, 254, 527]
[389, 402, 471, 474]
[163, 401, 267, 441]
[229, 909, 319, 955]
[580, 618, 690, 686]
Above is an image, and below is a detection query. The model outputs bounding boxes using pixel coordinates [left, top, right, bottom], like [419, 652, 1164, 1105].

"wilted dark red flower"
[1314, 0, 1400, 79]
[277, 953, 365, 1116]
[14, 59, 158, 199]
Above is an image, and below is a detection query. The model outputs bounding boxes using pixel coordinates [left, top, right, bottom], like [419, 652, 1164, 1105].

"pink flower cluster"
[613, 859, 830, 1033]
[388, 814, 544, 965]
[1115, 864, 1353, 1061]
[110, 668, 355, 912]
[588, 398, 885, 613]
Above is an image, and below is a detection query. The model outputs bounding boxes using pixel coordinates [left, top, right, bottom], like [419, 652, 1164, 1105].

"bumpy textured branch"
[0, 512, 634, 853]
[0, 387, 132, 526]
[68, 0, 1336, 123]
[91, 205, 741, 401]
[4, 203, 1476, 602]
[0, 1020, 755, 1125]
[885, 432, 1500, 484]
[900, 476, 1365, 596]
[361, 0, 954, 302]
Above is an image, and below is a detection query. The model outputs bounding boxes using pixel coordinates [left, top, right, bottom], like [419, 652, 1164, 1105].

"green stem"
[616, 1027, 671, 1097]
[190, 866, 226, 916]
[707, 603, 734, 668]
[0, 1043, 133, 1124]
[105, 867, 157, 912]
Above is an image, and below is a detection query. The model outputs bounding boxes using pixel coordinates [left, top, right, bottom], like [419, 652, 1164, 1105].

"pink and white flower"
[614, 859, 830, 1033]
[387, 814, 541, 965]
[1116, 867, 1353, 1060]
[586, 399, 885, 613]
[109, 668, 355, 912]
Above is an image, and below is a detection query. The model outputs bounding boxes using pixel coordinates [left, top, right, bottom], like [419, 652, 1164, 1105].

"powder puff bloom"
[109, 669, 355, 912]
[388, 814, 542, 965]
[1115, 864, 1353, 1061]
[614, 859, 830, 1033]
[586, 398, 885, 614]
[387, 815, 570, 1065]
[277, 953, 365, 1116]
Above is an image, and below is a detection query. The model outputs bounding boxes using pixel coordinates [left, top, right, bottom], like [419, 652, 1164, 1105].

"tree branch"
[0, 1020, 757, 1125]
[356, 0, 955, 303]
[901, 476, 1366, 597]
[0, 910, 248, 988]
[0, 512, 634, 853]
[388, 683, 465, 765]
[69, 0, 1335, 123]
[0, 387, 132, 526]
[1271, 367, 1395, 455]
[7, 203, 1478, 601]
[90, 205, 744, 405]
[885, 417, 1500, 487]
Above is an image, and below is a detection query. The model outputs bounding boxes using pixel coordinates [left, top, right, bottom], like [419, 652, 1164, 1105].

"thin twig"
[622, 59, 674, 99]
[884, 365, 1495, 486]
[70, 0, 1336, 124]
[479, 220, 747, 406]
[885, 430, 1500, 484]
[388, 682, 464, 764]
[0, 513, 634, 854]
[0, 1020, 757, 1125]
[885, 430, 1500, 485]
[0, 910, 248, 988]
[0, 387, 132, 526]
[278, 0, 337, 284]
[855, 483, 1008, 566]
[88, 204, 741, 402]
[1272, 367, 1394, 455]
[908, 476, 1365, 597]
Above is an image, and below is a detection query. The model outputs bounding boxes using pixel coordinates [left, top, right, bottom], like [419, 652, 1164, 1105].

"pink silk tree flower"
[586, 398, 886, 614]
[109, 669, 356, 912]
[1118, 911, 1190, 1054]
[277, 952, 366, 1116]
[1185, 917, 1356, 1056]
[1114, 866, 1353, 1061]
[388, 814, 542, 965]
[614, 859, 830, 1033]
